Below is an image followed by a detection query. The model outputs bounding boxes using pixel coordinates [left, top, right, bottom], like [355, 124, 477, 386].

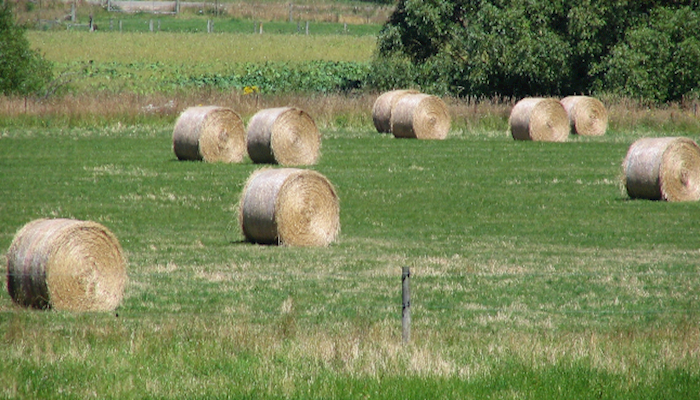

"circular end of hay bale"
[239, 168, 340, 246]
[560, 96, 608, 136]
[624, 137, 700, 202]
[390, 94, 451, 140]
[6, 219, 127, 311]
[173, 106, 246, 163]
[372, 89, 420, 133]
[247, 107, 321, 166]
[509, 98, 569, 142]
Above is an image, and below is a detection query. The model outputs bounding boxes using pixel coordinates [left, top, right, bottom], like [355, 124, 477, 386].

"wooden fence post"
[402, 267, 411, 344]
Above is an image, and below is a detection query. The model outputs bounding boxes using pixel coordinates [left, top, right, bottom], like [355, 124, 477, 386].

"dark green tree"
[0, 0, 52, 96]
[370, 0, 700, 102]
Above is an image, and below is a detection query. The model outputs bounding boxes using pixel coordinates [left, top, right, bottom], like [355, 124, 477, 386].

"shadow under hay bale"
[246, 107, 321, 166]
[6, 218, 127, 311]
[623, 137, 700, 202]
[509, 98, 570, 142]
[561, 96, 608, 136]
[390, 94, 451, 140]
[372, 89, 420, 134]
[239, 168, 340, 247]
[172, 106, 246, 163]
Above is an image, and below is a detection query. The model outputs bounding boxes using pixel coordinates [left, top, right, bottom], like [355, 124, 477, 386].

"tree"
[370, 0, 700, 102]
[0, 0, 52, 96]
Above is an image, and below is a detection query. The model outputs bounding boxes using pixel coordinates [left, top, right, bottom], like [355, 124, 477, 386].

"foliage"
[171, 61, 370, 93]
[372, 0, 700, 102]
[0, 0, 52, 96]
[596, 6, 700, 102]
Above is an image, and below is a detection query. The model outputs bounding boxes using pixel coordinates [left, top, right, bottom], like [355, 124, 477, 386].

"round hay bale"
[623, 137, 700, 202]
[390, 94, 451, 140]
[172, 106, 246, 163]
[239, 168, 340, 247]
[6, 218, 127, 311]
[372, 89, 420, 133]
[246, 107, 321, 166]
[509, 98, 570, 142]
[560, 96, 608, 136]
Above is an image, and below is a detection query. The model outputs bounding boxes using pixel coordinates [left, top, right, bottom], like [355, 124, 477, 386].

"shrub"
[0, 0, 52, 96]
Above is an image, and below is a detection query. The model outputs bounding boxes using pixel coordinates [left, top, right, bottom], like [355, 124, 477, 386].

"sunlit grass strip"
[28, 31, 376, 64]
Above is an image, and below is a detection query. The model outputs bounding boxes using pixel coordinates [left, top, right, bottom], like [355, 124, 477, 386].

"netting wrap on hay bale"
[390, 94, 451, 140]
[372, 89, 420, 133]
[246, 107, 321, 166]
[172, 106, 246, 163]
[509, 98, 570, 142]
[560, 96, 608, 136]
[6, 218, 127, 311]
[239, 168, 340, 247]
[623, 137, 700, 202]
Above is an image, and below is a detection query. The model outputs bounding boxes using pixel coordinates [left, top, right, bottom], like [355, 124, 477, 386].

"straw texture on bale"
[372, 89, 420, 133]
[560, 96, 608, 136]
[623, 137, 700, 202]
[390, 94, 451, 140]
[172, 106, 246, 163]
[509, 98, 570, 142]
[246, 107, 321, 166]
[6, 219, 127, 311]
[239, 168, 340, 247]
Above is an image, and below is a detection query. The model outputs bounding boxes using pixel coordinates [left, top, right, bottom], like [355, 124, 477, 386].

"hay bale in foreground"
[390, 94, 451, 140]
[372, 89, 420, 133]
[623, 137, 700, 202]
[560, 96, 608, 136]
[239, 168, 340, 246]
[6, 219, 127, 311]
[246, 107, 321, 166]
[509, 98, 570, 142]
[172, 106, 246, 163]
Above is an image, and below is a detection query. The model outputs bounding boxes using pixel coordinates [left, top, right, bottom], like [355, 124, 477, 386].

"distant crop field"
[1, 122, 699, 398]
[27, 30, 376, 94]
[28, 31, 376, 64]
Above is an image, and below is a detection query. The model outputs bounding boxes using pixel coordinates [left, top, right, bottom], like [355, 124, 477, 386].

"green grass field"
[1, 122, 699, 398]
[2, 16, 700, 399]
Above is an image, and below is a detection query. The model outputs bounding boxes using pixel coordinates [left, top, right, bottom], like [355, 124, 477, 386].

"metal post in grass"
[305, 21, 309, 35]
[402, 267, 411, 344]
[149, 19, 153, 32]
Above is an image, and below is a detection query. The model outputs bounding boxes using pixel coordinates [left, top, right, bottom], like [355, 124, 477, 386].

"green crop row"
[169, 61, 370, 93]
[53, 60, 371, 95]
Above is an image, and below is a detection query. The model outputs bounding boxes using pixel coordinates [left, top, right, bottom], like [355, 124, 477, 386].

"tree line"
[369, 0, 700, 102]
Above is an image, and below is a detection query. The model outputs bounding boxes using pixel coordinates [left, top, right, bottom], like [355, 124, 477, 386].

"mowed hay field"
[1, 26, 700, 399]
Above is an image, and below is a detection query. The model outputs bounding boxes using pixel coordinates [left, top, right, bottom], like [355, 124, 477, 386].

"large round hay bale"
[509, 98, 570, 142]
[246, 107, 321, 166]
[172, 106, 246, 163]
[390, 94, 451, 140]
[239, 168, 340, 246]
[372, 89, 420, 133]
[6, 219, 127, 311]
[560, 96, 608, 136]
[623, 137, 700, 202]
